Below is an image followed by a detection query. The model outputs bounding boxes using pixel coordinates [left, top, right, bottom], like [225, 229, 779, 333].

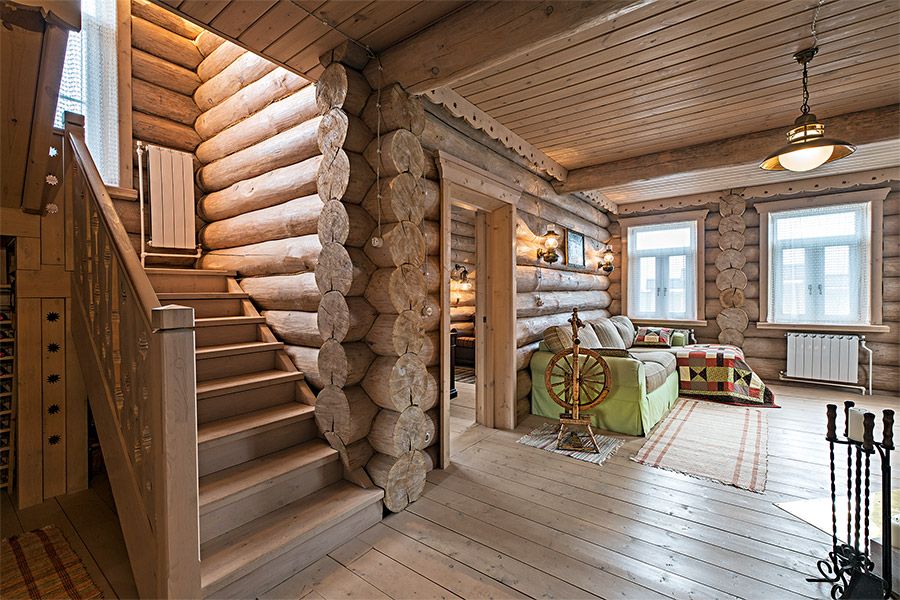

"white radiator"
[785, 333, 860, 384]
[146, 144, 195, 250]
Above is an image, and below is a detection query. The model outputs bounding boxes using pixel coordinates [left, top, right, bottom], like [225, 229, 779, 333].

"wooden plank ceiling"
[157, 0, 469, 80]
[452, 0, 900, 172]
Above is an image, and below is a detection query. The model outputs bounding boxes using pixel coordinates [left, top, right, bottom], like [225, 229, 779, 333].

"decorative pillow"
[542, 324, 601, 353]
[633, 326, 674, 347]
[609, 316, 637, 348]
[591, 318, 626, 350]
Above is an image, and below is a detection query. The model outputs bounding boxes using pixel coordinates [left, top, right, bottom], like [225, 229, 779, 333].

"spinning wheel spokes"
[544, 347, 611, 412]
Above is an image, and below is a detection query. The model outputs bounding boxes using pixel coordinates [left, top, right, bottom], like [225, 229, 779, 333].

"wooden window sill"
[630, 319, 708, 327]
[755, 322, 891, 334]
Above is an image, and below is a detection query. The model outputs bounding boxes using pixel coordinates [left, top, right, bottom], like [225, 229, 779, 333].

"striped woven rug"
[1, 526, 103, 599]
[517, 422, 623, 466]
[631, 398, 769, 492]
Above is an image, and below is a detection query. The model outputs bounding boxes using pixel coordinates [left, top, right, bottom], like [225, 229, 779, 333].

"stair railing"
[64, 113, 201, 599]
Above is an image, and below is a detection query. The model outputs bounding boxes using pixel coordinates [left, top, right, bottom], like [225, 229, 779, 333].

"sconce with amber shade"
[537, 227, 560, 264]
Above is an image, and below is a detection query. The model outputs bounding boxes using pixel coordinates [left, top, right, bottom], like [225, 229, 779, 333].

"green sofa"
[530, 316, 687, 436]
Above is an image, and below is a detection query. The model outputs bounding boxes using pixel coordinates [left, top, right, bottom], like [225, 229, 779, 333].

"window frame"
[620, 209, 708, 326]
[756, 188, 889, 333]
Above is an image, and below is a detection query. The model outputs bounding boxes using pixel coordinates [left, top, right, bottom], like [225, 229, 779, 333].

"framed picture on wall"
[566, 230, 585, 266]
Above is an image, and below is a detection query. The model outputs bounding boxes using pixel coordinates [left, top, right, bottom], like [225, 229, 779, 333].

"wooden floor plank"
[384, 510, 595, 599]
[0, 491, 23, 536]
[339, 548, 463, 600]
[260, 555, 391, 600]
[357, 522, 528, 600]
[56, 488, 139, 600]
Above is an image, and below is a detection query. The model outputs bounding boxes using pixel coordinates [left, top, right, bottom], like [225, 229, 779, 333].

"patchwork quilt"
[675, 344, 777, 407]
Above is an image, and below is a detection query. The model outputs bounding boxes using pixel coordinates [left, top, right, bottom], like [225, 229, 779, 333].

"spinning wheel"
[544, 308, 612, 453]
[545, 347, 611, 412]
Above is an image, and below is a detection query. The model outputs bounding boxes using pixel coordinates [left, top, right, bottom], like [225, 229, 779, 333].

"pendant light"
[760, 3, 855, 172]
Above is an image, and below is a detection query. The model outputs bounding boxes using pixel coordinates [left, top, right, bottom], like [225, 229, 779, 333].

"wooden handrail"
[64, 112, 201, 598]
[65, 116, 161, 318]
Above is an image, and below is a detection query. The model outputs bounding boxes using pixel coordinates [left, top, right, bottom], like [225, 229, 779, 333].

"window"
[54, 0, 119, 185]
[622, 211, 706, 322]
[767, 202, 870, 325]
[757, 189, 888, 330]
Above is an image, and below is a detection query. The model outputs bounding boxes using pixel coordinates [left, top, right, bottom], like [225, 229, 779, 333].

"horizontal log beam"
[557, 105, 900, 193]
[368, 0, 654, 94]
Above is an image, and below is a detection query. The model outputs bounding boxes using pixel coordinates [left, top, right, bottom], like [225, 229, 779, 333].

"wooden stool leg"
[586, 424, 602, 453]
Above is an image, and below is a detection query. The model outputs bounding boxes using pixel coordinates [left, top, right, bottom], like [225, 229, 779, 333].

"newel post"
[151, 304, 201, 599]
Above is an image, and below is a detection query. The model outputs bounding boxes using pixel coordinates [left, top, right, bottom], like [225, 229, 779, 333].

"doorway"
[437, 152, 519, 467]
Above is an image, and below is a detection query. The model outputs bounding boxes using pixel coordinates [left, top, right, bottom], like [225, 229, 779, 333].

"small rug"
[455, 367, 476, 384]
[1, 526, 103, 599]
[631, 398, 769, 492]
[517, 422, 623, 466]
[776, 490, 900, 544]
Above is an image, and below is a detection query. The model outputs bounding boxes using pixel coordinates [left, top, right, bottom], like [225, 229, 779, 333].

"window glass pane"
[667, 255, 687, 315]
[775, 210, 857, 241]
[638, 256, 656, 314]
[823, 245, 851, 318]
[633, 225, 691, 251]
[779, 248, 807, 318]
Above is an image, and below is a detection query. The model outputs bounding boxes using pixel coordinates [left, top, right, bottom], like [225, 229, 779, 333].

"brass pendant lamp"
[760, 3, 856, 172]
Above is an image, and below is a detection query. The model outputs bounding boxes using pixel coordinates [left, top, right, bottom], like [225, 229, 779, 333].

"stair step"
[196, 341, 283, 359]
[197, 402, 318, 476]
[145, 268, 236, 277]
[199, 441, 337, 510]
[146, 268, 234, 293]
[157, 292, 249, 318]
[197, 378, 298, 424]
[200, 482, 384, 598]
[198, 441, 342, 543]
[197, 370, 303, 400]
[194, 316, 264, 347]
[198, 403, 314, 447]
[195, 342, 282, 382]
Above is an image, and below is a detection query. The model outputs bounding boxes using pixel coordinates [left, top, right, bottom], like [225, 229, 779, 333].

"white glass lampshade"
[777, 144, 834, 172]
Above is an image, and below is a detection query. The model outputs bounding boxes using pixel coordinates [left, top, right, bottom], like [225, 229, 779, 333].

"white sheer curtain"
[54, 0, 119, 186]
[82, 0, 119, 186]
[768, 202, 871, 325]
[626, 221, 698, 320]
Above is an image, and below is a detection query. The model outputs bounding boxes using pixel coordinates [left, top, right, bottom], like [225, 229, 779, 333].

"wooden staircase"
[145, 268, 384, 598]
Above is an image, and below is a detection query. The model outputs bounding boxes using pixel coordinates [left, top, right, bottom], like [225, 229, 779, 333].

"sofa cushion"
[543, 324, 601, 353]
[643, 362, 670, 393]
[634, 351, 677, 375]
[609, 316, 636, 348]
[634, 326, 674, 347]
[591, 318, 626, 349]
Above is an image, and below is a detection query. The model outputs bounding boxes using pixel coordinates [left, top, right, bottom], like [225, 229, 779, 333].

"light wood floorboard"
[3, 384, 895, 599]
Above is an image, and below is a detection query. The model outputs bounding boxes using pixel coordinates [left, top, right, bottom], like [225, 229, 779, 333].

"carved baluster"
[111, 266, 124, 413]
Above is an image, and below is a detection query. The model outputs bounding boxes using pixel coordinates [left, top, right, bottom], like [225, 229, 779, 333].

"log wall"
[608, 182, 900, 395]
[419, 104, 612, 425]
[449, 205, 476, 341]
[125, 0, 206, 266]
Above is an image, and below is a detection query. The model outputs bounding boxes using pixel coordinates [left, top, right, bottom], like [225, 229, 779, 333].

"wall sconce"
[599, 245, 615, 274]
[537, 227, 560, 264]
[450, 264, 473, 291]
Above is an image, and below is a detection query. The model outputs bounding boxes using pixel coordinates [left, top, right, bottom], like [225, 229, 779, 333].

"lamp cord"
[801, 60, 810, 115]
[811, 0, 825, 48]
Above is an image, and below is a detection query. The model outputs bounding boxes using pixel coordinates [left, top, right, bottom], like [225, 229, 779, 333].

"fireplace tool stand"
[807, 401, 894, 599]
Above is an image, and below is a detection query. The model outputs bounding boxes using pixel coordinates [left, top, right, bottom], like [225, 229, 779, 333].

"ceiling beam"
[554, 105, 900, 193]
[366, 0, 656, 94]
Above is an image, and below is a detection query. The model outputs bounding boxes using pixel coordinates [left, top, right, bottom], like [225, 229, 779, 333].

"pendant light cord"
[810, 0, 825, 48]
[801, 59, 811, 115]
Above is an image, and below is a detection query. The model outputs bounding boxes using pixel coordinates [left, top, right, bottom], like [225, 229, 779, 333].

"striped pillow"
[610, 316, 636, 348]
[543, 324, 602, 353]
[591, 318, 626, 350]
[634, 327, 674, 347]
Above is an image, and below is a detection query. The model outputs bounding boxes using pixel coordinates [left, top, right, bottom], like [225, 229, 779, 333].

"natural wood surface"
[194, 51, 277, 110]
[255, 385, 898, 599]
[195, 69, 309, 140]
[132, 48, 201, 96]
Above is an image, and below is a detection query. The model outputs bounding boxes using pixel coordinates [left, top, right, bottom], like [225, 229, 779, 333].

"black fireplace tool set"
[807, 401, 894, 599]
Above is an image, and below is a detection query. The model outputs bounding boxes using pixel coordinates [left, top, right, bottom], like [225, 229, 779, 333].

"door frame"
[437, 151, 520, 468]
